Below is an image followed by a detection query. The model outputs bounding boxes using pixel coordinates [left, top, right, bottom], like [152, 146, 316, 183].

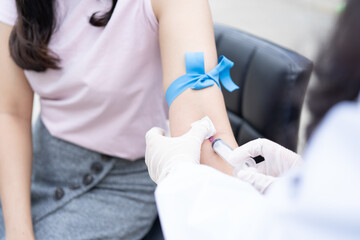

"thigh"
[30, 119, 157, 240]
[34, 165, 157, 240]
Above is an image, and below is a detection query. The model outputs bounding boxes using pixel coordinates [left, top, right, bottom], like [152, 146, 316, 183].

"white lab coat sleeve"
[155, 99, 360, 240]
[155, 164, 266, 240]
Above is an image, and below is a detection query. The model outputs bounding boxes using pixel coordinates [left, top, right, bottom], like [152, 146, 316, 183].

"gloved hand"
[145, 116, 216, 184]
[229, 138, 303, 193]
[230, 138, 302, 177]
[235, 168, 276, 194]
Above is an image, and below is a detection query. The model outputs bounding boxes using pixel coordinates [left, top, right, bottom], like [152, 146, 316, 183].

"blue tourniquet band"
[165, 52, 239, 107]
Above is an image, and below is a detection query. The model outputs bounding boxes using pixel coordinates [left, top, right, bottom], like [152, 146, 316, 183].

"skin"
[0, 0, 235, 238]
[152, 0, 237, 173]
[0, 22, 35, 239]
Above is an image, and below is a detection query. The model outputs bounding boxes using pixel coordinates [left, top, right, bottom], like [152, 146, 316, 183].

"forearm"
[169, 86, 237, 175]
[154, 0, 237, 174]
[0, 114, 34, 238]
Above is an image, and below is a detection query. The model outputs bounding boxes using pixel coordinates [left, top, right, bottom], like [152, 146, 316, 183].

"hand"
[234, 168, 276, 194]
[145, 116, 216, 184]
[229, 139, 302, 193]
[230, 138, 302, 177]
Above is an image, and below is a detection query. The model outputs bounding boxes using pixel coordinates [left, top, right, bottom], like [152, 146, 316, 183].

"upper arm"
[0, 22, 33, 121]
[152, 0, 218, 91]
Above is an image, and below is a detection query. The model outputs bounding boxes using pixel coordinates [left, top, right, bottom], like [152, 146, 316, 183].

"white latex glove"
[230, 138, 303, 193]
[230, 138, 302, 177]
[234, 168, 276, 194]
[145, 116, 216, 184]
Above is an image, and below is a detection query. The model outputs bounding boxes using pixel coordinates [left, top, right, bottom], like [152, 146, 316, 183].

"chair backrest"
[215, 24, 313, 151]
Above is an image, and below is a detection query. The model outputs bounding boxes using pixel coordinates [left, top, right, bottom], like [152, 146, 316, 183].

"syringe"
[209, 137, 256, 172]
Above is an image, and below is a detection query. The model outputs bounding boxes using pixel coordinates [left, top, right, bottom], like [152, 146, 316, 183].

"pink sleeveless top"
[0, 0, 167, 160]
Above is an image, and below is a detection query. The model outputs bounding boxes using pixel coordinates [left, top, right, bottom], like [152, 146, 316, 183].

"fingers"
[229, 139, 264, 166]
[230, 138, 279, 162]
[187, 116, 216, 141]
[235, 169, 276, 194]
[240, 139, 267, 156]
[145, 127, 166, 177]
[145, 118, 215, 185]
[145, 127, 166, 144]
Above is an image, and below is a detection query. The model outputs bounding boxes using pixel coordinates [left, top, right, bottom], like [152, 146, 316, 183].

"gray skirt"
[0, 118, 157, 240]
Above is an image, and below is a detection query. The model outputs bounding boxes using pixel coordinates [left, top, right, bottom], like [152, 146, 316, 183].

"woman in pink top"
[0, 0, 237, 239]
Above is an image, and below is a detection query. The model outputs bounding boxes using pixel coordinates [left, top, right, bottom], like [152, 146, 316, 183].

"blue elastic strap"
[165, 52, 239, 107]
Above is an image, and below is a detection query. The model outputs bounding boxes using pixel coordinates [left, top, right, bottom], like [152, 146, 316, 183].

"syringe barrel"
[211, 138, 256, 170]
[212, 139, 233, 163]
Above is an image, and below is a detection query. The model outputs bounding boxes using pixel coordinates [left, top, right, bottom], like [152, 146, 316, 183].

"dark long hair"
[306, 0, 360, 139]
[9, 0, 118, 72]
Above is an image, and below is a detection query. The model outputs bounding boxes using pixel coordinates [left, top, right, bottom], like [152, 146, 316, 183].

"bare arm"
[0, 22, 35, 239]
[152, 0, 236, 174]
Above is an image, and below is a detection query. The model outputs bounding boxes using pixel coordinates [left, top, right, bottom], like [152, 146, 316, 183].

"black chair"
[143, 24, 313, 239]
[215, 24, 312, 152]
[143, 217, 163, 240]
